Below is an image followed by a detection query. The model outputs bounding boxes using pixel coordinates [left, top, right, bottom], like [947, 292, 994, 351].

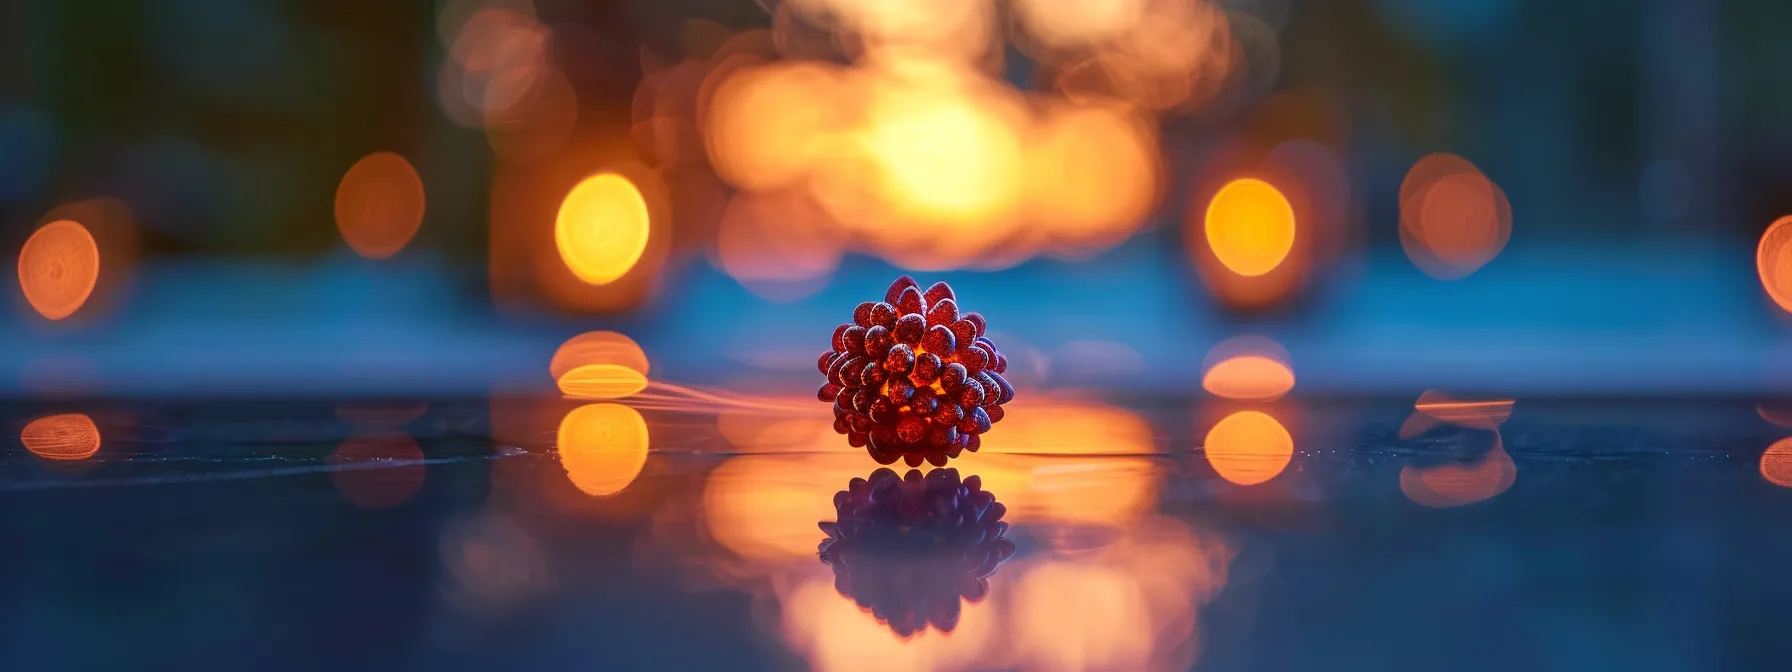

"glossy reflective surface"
[4, 396, 1792, 670]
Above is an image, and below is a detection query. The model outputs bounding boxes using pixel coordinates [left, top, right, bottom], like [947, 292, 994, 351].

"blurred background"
[6, 0, 1792, 396]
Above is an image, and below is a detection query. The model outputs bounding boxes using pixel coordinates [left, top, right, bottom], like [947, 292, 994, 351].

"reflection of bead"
[818, 276, 1015, 466]
[818, 468, 1017, 637]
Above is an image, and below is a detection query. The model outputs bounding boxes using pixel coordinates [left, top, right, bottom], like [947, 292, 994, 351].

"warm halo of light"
[1204, 178, 1295, 277]
[1762, 437, 1792, 488]
[1202, 410, 1292, 486]
[329, 434, 426, 510]
[550, 331, 650, 381]
[334, 152, 426, 259]
[1200, 335, 1294, 402]
[1012, 0, 1148, 49]
[555, 173, 651, 285]
[1758, 401, 1792, 428]
[556, 364, 650, 399]
[714, 189, 845, 302]
[21, 413, 101, 461]
[1399, 153, 1510, 280]
[702, 60, 850, 192]
[18, 220, 99, 320]
[556, 403, 649, 497]
[1756, 216, 1792, 313]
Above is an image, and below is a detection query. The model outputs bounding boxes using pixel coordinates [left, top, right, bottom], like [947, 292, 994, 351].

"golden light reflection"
[335, 152, 425, 259]
[780, 568, 997, 672]
[1756, 215, 1792, 313]
[21, 413, 101, 461]
[556, 403, 649, 497]
[555, 173, 651, 286]
[18, 220, 99, 321]
[1762, 438, 1792, 488]
[556, 364, 650, 399]
[1201, 335, 1293, 401]
[1401, 434, 1516, 507]
[329, 434, 426, 510]
[550, 331, 649, 379]
[1014, 563, 1155, 671]
[1204, 178, 1295, 277]
[1202, 409, 1292, 486]
[1399, 153, 1510, 280]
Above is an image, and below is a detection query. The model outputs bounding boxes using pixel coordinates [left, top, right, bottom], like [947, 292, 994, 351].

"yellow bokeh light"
[555, 173, 651, 286]
[555, 364, 650, 400]
[1762, 437, 1792, 488]
[1204, 178, 1295, 277]
[21, 413, 101, 461]
[1202, 356, 1294, 401]
[18, 220, 100, 321]
[1202, 410, 1292, 486]
[557, 403, 650, 497]
[335, 152, 426, 260]
[703, 61, 851, 192]
[1757, 215, 1792, 314]
[859, 76, 1024, 224]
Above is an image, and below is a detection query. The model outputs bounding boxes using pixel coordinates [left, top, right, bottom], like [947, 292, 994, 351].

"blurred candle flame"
[556, 403, 650, 497]
[18, 220, 99, 321]
[1202, 409, 1292, 486]
[334, 152, 426, 259]
[555, 173, 651, 286]
[21, 413, 101, 461]
[1204, 178, 1295, 277]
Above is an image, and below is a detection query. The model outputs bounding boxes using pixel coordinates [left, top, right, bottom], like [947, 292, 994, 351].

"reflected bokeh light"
[334, 152, 426, 260]
[328, 433, 426, 510]
[556, 403, 650, 497]
[1202, 409, 1293, 485]
[1761, 437, 1792, 488]
[20, 413, 101, 461]
[1201, 335, 1294, 401]
[550, 331, 651, 399]
[18, 219, 100, 321]
[1401, 432, 1517, 507]
[555, 173, 652, 286]
[1399, 153, 1511, 280]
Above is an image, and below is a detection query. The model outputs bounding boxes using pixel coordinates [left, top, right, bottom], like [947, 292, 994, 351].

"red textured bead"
[832, 324, 851, 352]
[864, 325, 895, 359]
[926, 298, 958, 328]
[940, 362, 968, 392]
[818, 350, 838, 375]
[950, 321, 977, 353]
[853, 302, 876, 327]
[897, 417, 927, 443]
[869, 302, 898, 329]
[885, 275, 919, 304]
[818, 383, 841, 402]
[960, 345, 989, 373]
[963, 312, 987, 338]
[911, 352, 942, 385]
[895, 286, 925, 315]
[921, 325, 956, 355]
[934, 403, 963, 427]
[958, 378, 985, 407]
[843, 326, 867, 355]
[893, 313, 926, 345]
[923, 281, 955, 306]
[884, 344, 915, 374]
[910, 387, 940, 416]
[960, 406, 991, 434]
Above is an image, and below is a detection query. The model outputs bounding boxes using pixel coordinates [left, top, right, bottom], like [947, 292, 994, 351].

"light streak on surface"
[555, 173, 652, 285]
[18, 220, 99, 320]
[21, 413, 101, 461]
[556, 403, 649, 497]
[1204, 178, 1295, 277]
[334, 152, 426, 259]
[1202, 409, 1292, 486]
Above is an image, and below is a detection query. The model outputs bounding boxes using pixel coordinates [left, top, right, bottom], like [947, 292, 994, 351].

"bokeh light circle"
[555, 173, 652, 286]
[18, 220, 100, 320]
[557, 403, 650, 497]
[1762, 437, 1792, 488]
[1756, 216, 1792, 313]
[1203, 409, 1292, 485]
[1204, 178, 1295, 277]
[21, 413, 101, 461]
[334, 152, 426, 259]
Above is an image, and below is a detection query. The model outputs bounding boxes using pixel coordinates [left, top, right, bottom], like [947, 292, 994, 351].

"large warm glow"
[703, 61, 850, 192]
[21, 413, 101, 461]
[1014, 563, 1156, 671]
[859, 78, 1024, 225]
[329, 434, 426, 510]
[779, 568, 996, 672]
[1024, 102, 1161, 252]
[1401, 435, 1517, 507]
[335, 152, 426, 259]
[704, 454, 875, 564]
[1205, 178, 1295, 277]
[1757, 215, 1792, 313]
[18, 219, 99, 320]
[1202, 410, 1293, 486]
[555, 173, 651, 285]
[1012, 0, 1148, 49]
[556, 403, 650, 497]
